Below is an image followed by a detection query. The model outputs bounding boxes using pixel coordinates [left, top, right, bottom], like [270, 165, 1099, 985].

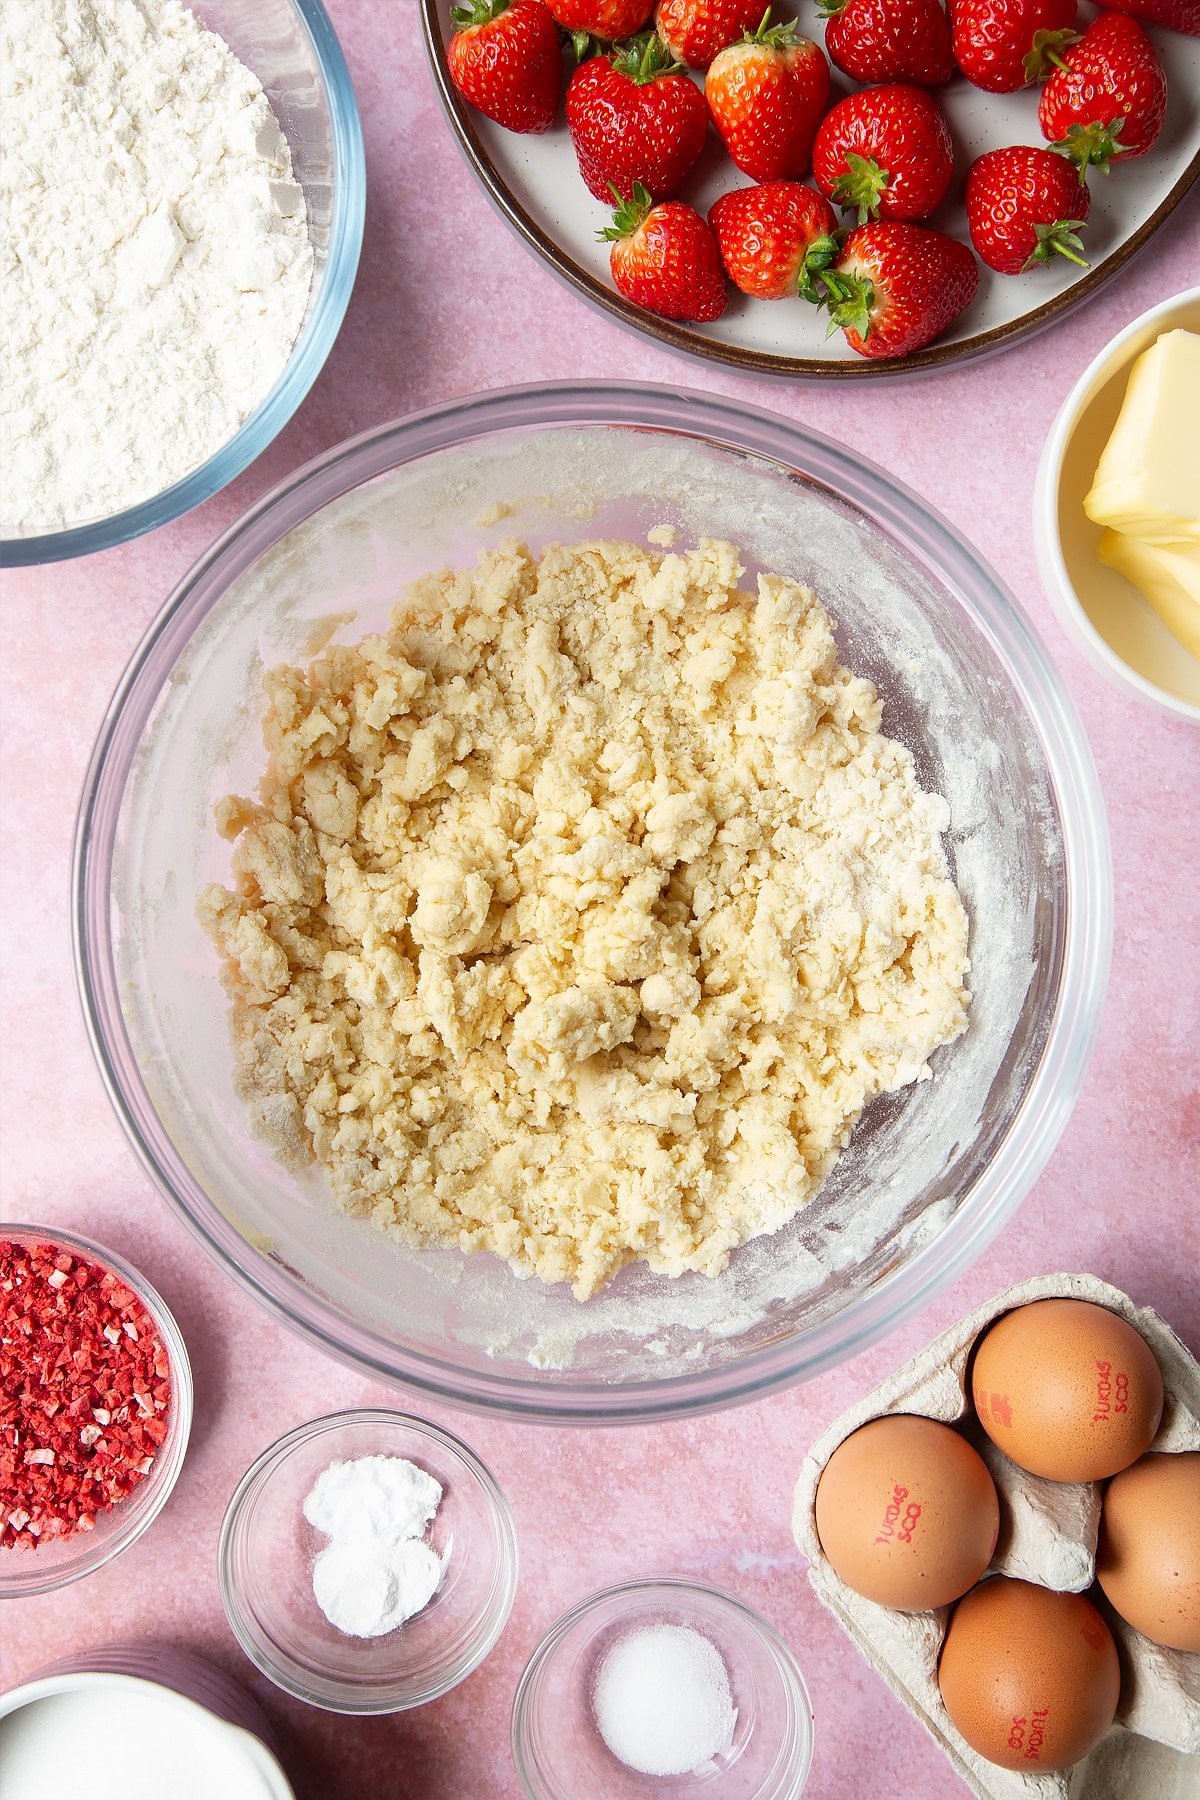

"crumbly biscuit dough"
[200, 538, 970, 1299]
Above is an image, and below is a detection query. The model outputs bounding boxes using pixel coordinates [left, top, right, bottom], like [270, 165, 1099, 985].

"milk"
[0, 1676, 292, 1800]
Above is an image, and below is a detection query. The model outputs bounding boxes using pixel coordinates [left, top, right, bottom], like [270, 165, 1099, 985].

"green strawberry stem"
[830, 153, 891, 227]
[1022, 218, 1089, 271]
[739, 9, 801, 47]
[797, 234, 843, 303]
[1050, 117, 1128, 178]
[1022, 26, 1079, 80]
[568, 27, 601, 61]
[451, 0, 511, 25]
[807, 266, 875, 341]
[598, 181, 655, 242]
[610, 31, 685, 82]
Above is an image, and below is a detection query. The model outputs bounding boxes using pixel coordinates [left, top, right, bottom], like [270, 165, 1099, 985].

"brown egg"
[814, 1414, 1000, 1611]
[970, 1298, 1164, 1482]
[1097, 1451, 1200, 1652]
[938, 1577, 1120, 1772]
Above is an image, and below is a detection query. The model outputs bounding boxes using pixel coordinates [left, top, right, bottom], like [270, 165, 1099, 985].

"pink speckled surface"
[2, 6, 1199, 1796]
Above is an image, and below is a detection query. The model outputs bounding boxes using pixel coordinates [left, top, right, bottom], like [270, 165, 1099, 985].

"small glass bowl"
[218, 1409, 518, 1714]
[511, 1579, 815, 1799]
[0, 1224, 193, 1598]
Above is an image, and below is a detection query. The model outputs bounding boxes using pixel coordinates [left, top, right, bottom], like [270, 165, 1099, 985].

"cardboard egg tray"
[791, 1273, 1200, 1800]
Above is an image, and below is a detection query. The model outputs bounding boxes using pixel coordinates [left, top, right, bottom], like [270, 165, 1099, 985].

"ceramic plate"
[421, 1, 1200, 378]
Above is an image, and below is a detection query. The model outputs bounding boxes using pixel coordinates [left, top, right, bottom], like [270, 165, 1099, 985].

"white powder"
[303, 1455, 445, 1639]
[311, 1537, 443, 1640]
[593, 1624, 738, 1777]
[0, 0, 314, 534]
[303, 1454, 441, 1543]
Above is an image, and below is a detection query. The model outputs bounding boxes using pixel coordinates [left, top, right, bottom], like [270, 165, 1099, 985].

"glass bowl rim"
[71, 377, 1114, 1426]
[0, 1222, 194, 1597]
[216, 1406, 519, 1714]
[509, 1574, 815, 1800]
[0, 0, 365, 569]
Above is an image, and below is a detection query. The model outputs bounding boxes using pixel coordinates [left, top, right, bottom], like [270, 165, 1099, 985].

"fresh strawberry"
[812, 85, 954, 223]
[709, 181, 839, 296]
[602, 182, 728, 319]
[546, 0, 654, 37]
[1103, 0, 1199, 34]
[656, 0, 766, 66]
[566, 33, 709, 200]
[820, 0, 954, 86]
[705, 16, 830, 181]
[447, 0, 562, 133]
[951, 0, 1076, 91]
[965, 144, 1091, 271]
[1038, 14, 1168, 168]
[811, 221, 978, 357]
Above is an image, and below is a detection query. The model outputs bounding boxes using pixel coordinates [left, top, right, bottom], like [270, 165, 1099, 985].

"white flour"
[0, 0, 314, 534]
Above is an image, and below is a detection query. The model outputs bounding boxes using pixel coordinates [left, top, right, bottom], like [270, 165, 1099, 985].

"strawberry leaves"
[452, 0, 515, 24]
[610, 30, 687, 81]
[1021, 217, 1089, 269]
[1021, 25, 1080, 80]
[598, 178, 656, 239]
[829, 150, 892, 224]
[810, 265, 874, 340]
[1050, 116, 1129, 177]
[797, 232, 844, 302]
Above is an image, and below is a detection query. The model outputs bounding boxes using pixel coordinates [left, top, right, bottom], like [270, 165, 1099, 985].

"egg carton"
[791, 1273, 1200, 1800]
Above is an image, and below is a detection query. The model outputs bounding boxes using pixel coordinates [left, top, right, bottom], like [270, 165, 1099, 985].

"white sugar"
[593, 1623, 737, 1778]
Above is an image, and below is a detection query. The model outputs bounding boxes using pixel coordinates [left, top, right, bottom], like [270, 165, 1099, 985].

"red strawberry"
[812, 85, 954, 223]
[602, 182, 728, 319]
[708, 181, 839, 297]
[546, 0, 654, 35]
[1103, 0, 1199, 33]
[655, 0, 766, 66]
[952, 0, 1076, 91]
[811, 221, 978, 357]
[965, 144, 1090, 272]
[705, 17, 831, 181]
[1038, 14, 1168, 168]
[566, 34, 709, 200]
[447, 0, 562, 133]
[820, 0, 954, 86]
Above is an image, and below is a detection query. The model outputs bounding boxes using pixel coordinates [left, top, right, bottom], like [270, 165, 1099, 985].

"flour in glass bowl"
[0, 0, 314, 535]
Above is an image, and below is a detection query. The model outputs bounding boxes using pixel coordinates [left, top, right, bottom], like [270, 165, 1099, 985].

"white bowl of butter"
[1035, 288, 1200, 723]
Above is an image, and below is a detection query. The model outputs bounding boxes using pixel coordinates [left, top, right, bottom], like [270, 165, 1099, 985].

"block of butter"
[1084, 328, 1200, 546]
[1098, 531, 1200, 659]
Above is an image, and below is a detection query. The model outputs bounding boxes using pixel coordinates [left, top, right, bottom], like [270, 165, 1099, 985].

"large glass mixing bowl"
[73, 384, 1112, 1424]
[2, 0, 364, 568]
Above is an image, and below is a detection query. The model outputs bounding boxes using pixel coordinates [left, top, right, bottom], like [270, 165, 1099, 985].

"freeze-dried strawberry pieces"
[0, 1238, 173, 1550]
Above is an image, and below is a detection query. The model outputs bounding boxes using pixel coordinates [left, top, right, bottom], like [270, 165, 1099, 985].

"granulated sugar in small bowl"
[218, 1410, 517, 1713]
[511, 1577, 815, 1798]
[0, 1224, 192, 1597]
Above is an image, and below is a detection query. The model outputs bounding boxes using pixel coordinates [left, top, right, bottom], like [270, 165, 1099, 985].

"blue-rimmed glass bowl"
[2, 0, 364, 568]
[72, 382, 1112, 1424]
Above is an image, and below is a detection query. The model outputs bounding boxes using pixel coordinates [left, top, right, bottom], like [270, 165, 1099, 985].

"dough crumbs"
[199, 538, 970, 1300]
